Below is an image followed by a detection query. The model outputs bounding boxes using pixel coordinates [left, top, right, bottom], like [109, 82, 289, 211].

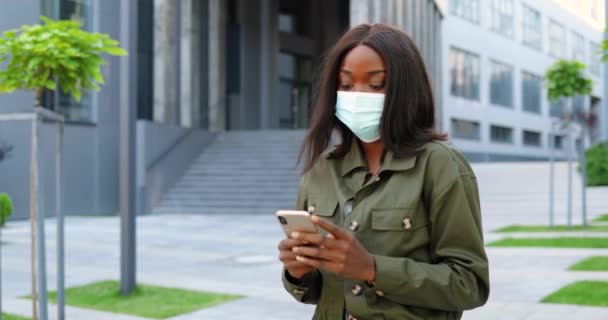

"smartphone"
[276, 210, 319, 238]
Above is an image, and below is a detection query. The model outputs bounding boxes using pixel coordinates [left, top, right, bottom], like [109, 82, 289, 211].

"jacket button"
[375, 290, 385, 297]
[293, 288, 305, 295]
[351, 284, 362, 296]
[348, 220, 359, 232]
[307, 205, 316, 214]
[403, 218, 412, 230]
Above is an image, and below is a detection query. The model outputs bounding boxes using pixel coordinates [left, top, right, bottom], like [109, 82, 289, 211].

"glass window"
[490, 125, 513, 144]
[522, 71, 542, 114]
[550, 98, 565, 118]
[490, 0, 514, 38]
[450, 0, 480, 24]
[572, 95, 586, 113]
[451, 118, 481, 140]
[522, 5, 541, 50]
[490, 60, 513, 108]
[571, 31, 585, 61]
[449, 47, 480, 101]
[49, 0, 95, 123]
[523, 130, 542, 147]
[551, 135, 564, 149]
[549, 20, 566, 58]
[279, 14, 296, 33]
[590, 41, 601, 76]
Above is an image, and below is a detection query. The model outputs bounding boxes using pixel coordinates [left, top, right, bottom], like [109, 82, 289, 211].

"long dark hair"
[298, 23, 447, 173]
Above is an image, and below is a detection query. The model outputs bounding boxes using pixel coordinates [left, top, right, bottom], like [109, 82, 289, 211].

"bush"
[0, 193, 13, 227]
[586, 142, 608, 186]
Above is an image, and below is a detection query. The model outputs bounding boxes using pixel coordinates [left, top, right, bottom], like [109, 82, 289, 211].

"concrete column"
[208, 0, 227, 131]
[180, 0, 202, 128]
[154, 0, 179, 125]
[259, 0, 279, 129]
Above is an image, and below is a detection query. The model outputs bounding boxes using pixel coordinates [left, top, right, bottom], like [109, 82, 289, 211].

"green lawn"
[495, 225, 608, 233]
[542, 281, 608, 306]
[569, 256, 608, 271]
[593, 214, 608, 222]
[45, 280, 242, 319]
[487, 237, 608, 248]
[2, 314, 30, 320]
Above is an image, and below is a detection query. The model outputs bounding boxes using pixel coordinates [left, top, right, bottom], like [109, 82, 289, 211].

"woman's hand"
[278, 237, 317, 280]
[291, 215, 376, 282]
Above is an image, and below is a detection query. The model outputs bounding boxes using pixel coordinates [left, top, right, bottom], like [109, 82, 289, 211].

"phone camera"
[278, 216, 287, 225]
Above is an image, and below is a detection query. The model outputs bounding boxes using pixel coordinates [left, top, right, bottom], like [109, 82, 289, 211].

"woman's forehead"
[340, 45, 385, 73]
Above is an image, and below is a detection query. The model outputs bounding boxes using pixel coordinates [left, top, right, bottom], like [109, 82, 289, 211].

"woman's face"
[338, 45, 386, 94]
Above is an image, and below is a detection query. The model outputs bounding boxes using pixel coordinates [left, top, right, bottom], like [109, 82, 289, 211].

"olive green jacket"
[282, 141, 489, 320]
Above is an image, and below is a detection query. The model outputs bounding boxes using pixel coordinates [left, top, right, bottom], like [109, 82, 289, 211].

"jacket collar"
[327, 139, 417, 177]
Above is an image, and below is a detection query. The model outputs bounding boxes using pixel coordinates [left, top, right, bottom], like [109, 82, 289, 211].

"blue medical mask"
[335, 91, 385, 143]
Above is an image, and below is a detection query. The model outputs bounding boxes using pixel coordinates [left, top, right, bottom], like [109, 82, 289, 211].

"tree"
[544, 60, 593, 227]
[0, 17, 127, 320]
[0, 16, 126, 103]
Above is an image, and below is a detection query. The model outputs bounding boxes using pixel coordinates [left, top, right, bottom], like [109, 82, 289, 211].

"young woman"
[277, 24, 489, 320]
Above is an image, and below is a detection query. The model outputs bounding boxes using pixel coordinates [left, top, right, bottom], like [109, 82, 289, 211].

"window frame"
[489, 59, 514, 108]
[522, 4, 542, 50]
[449, 46, 481, 101]
[489, 0, 515, 38]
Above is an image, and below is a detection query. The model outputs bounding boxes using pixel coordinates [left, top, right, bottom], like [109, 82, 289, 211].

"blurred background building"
[0, 0, 444, 218]
[445, 0, 605, 161]
[0, 0, 605, 219]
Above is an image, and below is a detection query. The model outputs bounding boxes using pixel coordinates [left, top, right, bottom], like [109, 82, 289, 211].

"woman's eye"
[339, 84, 352, 90]
[370, 84, 385, 90]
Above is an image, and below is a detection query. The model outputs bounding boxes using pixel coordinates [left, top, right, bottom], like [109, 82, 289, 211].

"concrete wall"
[136, 120, 216, 214]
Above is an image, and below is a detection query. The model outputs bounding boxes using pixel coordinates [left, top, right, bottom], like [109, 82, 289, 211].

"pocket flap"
[308, 197, 339, 217]
[372, 207, 425, 231]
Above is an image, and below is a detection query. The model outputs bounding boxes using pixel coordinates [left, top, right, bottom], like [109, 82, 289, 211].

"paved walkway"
[1, 161, 607, 319]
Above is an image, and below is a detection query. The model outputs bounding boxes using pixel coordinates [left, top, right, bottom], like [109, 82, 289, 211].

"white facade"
[442, 0, 605, 161]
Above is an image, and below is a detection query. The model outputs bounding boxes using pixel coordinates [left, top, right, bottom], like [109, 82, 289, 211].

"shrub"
[586, 142, 608, 186]
[0, 193, 13, 227]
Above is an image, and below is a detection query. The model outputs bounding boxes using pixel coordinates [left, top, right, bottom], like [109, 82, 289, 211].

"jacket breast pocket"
[368, 204, 430, 256]
[307, 195, 339, 217]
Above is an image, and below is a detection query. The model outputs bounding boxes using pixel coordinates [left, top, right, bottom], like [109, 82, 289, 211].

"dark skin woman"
[278, 24, 489, 320]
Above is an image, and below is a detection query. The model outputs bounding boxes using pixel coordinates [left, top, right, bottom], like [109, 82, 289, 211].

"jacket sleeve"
[370, 172, 490, 311]
[281, 175, 323, 304]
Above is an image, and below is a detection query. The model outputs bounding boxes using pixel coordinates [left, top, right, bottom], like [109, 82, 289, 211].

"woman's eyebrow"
[339, 69, 386, 74]
[367, 70, 386, 75]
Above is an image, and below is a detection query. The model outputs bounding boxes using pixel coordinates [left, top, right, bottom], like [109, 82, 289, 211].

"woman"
[278, 24, 489, 320]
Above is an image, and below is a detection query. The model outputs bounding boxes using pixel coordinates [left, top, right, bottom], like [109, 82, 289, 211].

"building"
[0, 0, 444, 219]
[443, 0, 606, 161]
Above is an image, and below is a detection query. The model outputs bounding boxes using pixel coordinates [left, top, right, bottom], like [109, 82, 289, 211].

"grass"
[495, 225, 608, 233]
[542, 281, 608, 307]
[593, 214, 608, 222]
[45, 280, 242, 319]
[2, 314, 30, 320]
[487, 237, 608, 248]
[568, 256, 608, 271]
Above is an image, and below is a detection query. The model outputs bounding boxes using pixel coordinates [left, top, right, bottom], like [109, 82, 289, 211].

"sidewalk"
[1, 161, 607, 319]
[2, 214, 608, 320]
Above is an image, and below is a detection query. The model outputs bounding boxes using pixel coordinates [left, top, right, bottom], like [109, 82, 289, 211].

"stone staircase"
[152, 130, 307, 215]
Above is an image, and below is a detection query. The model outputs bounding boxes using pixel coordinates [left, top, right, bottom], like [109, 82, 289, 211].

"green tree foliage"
[0, 16, 126, 102]
[0, 193, 13, 227]
[545, 60, 592, 102]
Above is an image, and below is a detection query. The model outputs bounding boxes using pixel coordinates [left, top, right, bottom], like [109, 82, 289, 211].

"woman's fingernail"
[292, 247, 299, 253]
[296, 256, 304, 262]
[291, 232, 300, 238]
[311, 215, 320, 222]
